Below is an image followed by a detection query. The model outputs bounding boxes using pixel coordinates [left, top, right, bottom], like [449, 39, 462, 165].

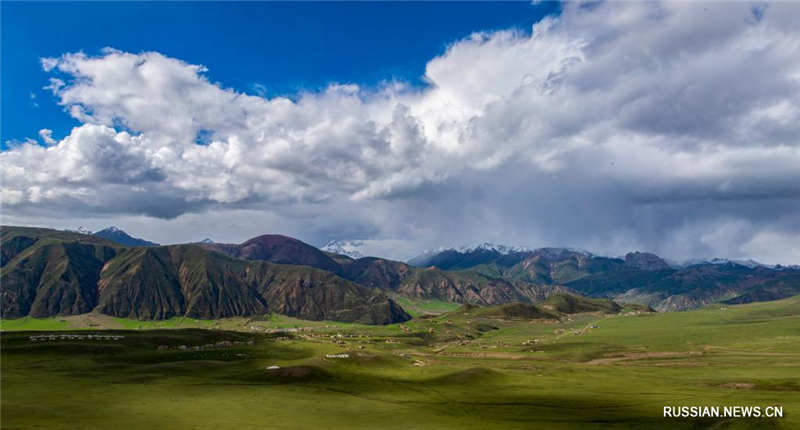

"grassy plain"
[2, 296, 799, 429]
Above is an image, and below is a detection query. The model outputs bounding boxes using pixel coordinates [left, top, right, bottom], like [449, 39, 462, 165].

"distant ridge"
[405, 244, 800, 310]
[321, 240, 364, 259]
[679, 257, 768, 269]
[407, 244, 592, 270]
[91, 226, 159, 247]
[199, 234, 341, 273]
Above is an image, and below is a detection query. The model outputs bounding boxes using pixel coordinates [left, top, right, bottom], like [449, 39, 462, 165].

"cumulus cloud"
[2, 1, 799, 263]
[37, 129, 57, 145]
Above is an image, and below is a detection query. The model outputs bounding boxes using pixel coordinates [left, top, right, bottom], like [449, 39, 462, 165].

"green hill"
[445, 293, 628, 322]
[539, 293, 622, 314]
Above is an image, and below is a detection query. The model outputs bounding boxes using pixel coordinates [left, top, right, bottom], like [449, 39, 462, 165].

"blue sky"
[2, 1, 559, 144]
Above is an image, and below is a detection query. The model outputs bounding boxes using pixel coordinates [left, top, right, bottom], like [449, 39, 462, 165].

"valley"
[2, 295, 799, 429]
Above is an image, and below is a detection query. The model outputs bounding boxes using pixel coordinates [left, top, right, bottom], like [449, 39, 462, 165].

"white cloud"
[2, 1, 799, 263]
[38, 129, 57, 145]
[40, 57, 58, 72]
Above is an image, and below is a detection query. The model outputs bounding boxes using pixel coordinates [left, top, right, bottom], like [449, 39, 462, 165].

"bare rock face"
[624, 252, 670, 271]
[394, 271, 571, 306]
[340, 258, 568, 306]
[395, 269, 522, 305]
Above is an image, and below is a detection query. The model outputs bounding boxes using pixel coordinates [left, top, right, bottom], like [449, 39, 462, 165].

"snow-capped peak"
[533, 247, 593, 259]
[682, 257, 768, 269]
[321, 240, 364, 259]
[710, 258, 763, 268]
[76, 226, 93, 235]
[455, 242, 531, 254]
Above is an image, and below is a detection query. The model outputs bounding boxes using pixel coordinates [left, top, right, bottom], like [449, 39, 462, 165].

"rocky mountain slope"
[337, 256, 569, 305]
[407, 246, 800, 310]
[201, 240, 570, 306]
[1, 227, 119, 318]
[1, 227, 409, 324]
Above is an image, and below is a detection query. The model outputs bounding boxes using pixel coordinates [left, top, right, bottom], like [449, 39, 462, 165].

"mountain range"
[74, 226, 160, 247]
[2, 226, 799, 323]
[1, 227, 408, 324]
[406, 246, 800, 310]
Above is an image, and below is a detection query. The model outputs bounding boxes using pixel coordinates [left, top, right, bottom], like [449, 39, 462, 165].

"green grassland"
[392, 296, 462, 317]
[2, 296, 800, 429]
